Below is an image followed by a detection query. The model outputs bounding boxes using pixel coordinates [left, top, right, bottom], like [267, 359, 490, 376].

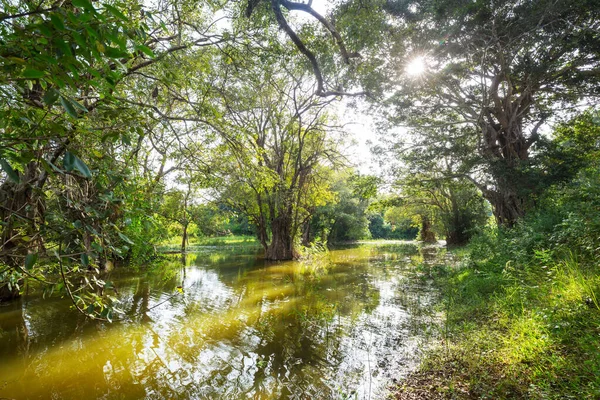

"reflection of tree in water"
[0, 245, 438, 399]
[158, 254, 381, 399]
[0, 299, 30, 359]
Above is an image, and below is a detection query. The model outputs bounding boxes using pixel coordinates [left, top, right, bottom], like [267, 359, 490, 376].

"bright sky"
[282, 0, 383, 175]
[337, 100, 381, 175]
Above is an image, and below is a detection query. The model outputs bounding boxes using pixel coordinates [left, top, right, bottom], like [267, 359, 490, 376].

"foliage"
[0, 0, 379, 311]
[397, 166, 600, 399]
[380, 0, 600, 225]
[204, 61, 341, 259]
[367, 210, 417, 240]
[309, 171, 379, 244]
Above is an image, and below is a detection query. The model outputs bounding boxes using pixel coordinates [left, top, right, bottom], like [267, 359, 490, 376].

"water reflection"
[0, 244, 439, 399]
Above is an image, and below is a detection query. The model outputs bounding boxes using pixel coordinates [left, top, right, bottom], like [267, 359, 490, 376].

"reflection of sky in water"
[0, 244, 439, 399]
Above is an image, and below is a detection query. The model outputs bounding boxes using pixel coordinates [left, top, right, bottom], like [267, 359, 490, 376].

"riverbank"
[393, 233, 600, 399]
[158, 235, 260, 252]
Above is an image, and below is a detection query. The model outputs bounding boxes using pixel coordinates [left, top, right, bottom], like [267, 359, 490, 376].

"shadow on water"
[0, 243, 445, 399]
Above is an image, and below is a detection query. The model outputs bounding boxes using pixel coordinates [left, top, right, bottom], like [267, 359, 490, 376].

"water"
[0, 243, 441, 399]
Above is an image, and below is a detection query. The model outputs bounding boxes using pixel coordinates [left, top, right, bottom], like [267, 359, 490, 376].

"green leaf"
[24, 253, 38, 270]
[40, 158, 62, 174]
[103, 4, 128, 21]
[73, 155, 92, 178]
[38, 23, 52, 36]
[42, 88, 60, 105]
[70, 98, 88, 112]
[22, 69, 45, 79]
[72, 0, 95, 12]
[60, 96, 78, 118]
[64, 151, 92, 178]
[118, 232, 134, 245]
[72, 31, 87, 49]
[136, 44, 155, 58]
[104, 47, 129, 58]
[121, 134, 131, 145]
[85, 26, 98, 39]
[63, 151, 75, 171]
[54, 39, 73, 57]
[81, 253, 89, 267]
[50, 14, 66, 31]
[0, 159, 20, 183]
[8, 56, 26, 64]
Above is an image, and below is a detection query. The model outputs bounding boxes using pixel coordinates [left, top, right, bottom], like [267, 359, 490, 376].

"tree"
[0, 0, 231, 307]
[0, 0, 377, 309]
[382, 0, 600, 226]
[207, 68, 341, 260]
[309, 171, 379, 245]
[243, 0, 375, 97]
[370, 206, 418, 240]
[538, 110, 600, 185]
[158, 184, 194, 253]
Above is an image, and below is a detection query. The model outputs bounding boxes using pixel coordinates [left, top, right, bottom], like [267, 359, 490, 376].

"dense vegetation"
[395, 164, 600, 399]
[1, 0, 599, 397]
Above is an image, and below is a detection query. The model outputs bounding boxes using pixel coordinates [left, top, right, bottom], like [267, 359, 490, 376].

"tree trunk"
[266, 215, 295, 260]
[446, 190, 468, 245]
[484, 188, 527, 227]
[301, 220, 311, 247]
[481, 162, 530, 227]
[181, 222, 188, 253]
[419, 215, 436, 243]
[256, 220, 269, 251]
[480, 89, 539, 226]
[0, 163, 38, 265]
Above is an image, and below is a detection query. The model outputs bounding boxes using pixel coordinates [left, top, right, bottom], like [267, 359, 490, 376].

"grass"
[157, 235, 259, 251]
[393, 242, 600, 399]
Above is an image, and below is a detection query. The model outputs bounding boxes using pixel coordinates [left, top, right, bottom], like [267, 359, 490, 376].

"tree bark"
[181, 222, 188, 253]
[301, 220, 311, 247]
[484, 185, 527, 228]
[445, 189, 468, 245]
[265, 215, 296, 260]
[477, 72, 542, 226]
[0, 162, 42, 269]
[419, 215, 436, 243]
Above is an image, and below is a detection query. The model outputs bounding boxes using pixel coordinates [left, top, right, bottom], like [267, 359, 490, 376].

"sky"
[337, 100, 381, 175]
[288, 0, 383, 176]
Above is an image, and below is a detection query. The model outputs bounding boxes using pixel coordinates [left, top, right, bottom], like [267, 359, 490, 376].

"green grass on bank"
[158, 235, 259, 251]
[394, 169, 600, 399]
[395, 238, 600, 399]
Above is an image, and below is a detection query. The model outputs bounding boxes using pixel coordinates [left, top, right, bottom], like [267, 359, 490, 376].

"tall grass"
[396, 168, 600, 399]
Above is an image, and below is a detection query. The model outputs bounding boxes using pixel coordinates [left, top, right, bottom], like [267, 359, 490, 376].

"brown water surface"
[0, 243, 439, 399]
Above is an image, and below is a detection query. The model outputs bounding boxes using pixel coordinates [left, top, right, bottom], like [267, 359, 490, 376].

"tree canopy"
[381, 0, 600, 225]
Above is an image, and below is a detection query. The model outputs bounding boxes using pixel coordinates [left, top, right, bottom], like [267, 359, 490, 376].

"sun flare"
[405, 57, 426, 77]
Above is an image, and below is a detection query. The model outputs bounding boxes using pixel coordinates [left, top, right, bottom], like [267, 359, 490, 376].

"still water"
[0, 243, 440, 399]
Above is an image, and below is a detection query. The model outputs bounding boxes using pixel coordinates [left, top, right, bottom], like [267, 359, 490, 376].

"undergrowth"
[394, 167, 600, 399]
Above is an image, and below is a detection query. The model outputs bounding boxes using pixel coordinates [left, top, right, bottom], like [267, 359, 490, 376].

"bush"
[398, 166, 600, 399]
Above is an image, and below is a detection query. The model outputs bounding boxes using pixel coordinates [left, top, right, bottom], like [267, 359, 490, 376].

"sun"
[405, 56, 426, 77]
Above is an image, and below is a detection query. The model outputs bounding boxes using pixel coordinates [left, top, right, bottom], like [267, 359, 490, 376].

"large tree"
[208, 69, 342, 260]
[0, 0, 372, 306]
[382, 0, 600, 226]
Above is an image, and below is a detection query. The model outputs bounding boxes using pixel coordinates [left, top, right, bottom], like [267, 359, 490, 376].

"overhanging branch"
[267, 0, 367, 97]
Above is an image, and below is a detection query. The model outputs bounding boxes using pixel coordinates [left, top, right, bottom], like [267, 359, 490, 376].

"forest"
[1, 0, 599, 398]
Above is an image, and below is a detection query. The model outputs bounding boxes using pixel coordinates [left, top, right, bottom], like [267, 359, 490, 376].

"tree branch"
[270, 0, 367, 97]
